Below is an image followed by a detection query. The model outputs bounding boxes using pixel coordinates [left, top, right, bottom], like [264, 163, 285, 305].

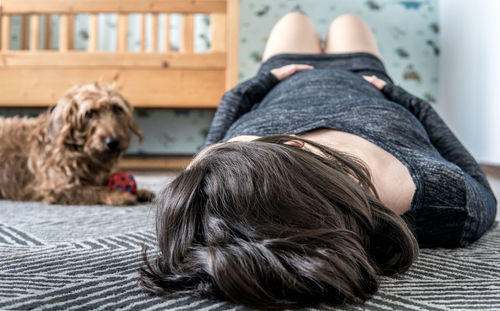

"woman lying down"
[138, 13, 497, 309]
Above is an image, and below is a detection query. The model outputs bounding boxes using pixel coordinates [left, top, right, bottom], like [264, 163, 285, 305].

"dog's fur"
[0, 82, 153, 205]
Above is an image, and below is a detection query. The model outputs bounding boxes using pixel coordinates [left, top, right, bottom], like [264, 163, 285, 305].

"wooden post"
[88, 14, 98, 52]
[21, 15, 28, 50]
[226, 0, 239, 89]
[59, 14, 69, 51]
[117, 13, 128, 52]
[67, 14, 74, 50]
[210, 13, 226, 52]
[180, 13, 194, 52]
[151, 13, 158, 52]
[140, 14, 146, 52]
[1, 15, 11, 51]
[45, 14, 51, 50]
[29, 14, 40, 51]
[164, 14, 170, 52]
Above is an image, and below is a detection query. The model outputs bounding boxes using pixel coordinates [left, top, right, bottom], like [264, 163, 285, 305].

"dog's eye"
[113, 105, 124, 113]
[85, 109, 96, 118]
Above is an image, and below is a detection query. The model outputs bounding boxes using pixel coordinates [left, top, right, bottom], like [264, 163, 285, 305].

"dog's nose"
[105, 138, 120, 150]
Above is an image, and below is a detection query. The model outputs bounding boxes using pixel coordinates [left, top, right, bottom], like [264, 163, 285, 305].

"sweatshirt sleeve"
[202, 72, 279, 149]
[381, 83, 497, 247]
[380, 83, 492, 192]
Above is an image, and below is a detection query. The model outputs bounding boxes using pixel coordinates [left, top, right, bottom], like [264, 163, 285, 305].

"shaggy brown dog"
[0, 82, 154, 205]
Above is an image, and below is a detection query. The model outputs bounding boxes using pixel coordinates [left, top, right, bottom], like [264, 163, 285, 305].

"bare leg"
[262, 12, 322, 62]
[324, 14, 382, 59]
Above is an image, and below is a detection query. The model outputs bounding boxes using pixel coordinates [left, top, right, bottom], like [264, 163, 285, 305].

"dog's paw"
[105, 191, 137, 206]
[136, 189, 155, 203]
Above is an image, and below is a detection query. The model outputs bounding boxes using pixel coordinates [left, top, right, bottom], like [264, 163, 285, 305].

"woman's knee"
[325, 14, 381, 58]
[279, 11, 313, 24]
[274, 12, 316, 32]
[329, 14, 367, 30]
[263, 11, 321, 61]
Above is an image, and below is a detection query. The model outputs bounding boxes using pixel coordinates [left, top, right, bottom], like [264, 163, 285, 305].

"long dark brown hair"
[138, 135, 418, 309]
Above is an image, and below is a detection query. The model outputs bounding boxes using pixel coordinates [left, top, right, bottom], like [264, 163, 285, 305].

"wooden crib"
[0, 0, 239, 168]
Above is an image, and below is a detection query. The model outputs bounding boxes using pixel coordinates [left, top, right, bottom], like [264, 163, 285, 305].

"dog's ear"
[122, 99, 143, 143]
[48, 89, 80, 143]
[129, 119, 143, 143]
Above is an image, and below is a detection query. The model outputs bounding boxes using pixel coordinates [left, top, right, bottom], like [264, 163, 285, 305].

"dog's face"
[49, 83, 143, 162]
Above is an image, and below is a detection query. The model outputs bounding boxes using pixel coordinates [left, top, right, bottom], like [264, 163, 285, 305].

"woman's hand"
[363, 75, 387, 90]
[271, 64, 314, 81]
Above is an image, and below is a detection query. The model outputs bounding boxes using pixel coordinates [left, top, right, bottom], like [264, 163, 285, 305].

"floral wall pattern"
[1, 0, 438, 155]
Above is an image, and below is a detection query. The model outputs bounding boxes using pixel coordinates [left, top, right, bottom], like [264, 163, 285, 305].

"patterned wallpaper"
[239, 0, 439, 101]
[1, 0, 438, 155]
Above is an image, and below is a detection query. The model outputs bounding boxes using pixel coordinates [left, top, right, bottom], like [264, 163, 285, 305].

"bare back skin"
[227, 131, 415, 215]
[297, 129, 415, 214]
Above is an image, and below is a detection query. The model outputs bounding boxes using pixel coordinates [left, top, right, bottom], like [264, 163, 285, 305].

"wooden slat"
[44, 14, 52, 50]
[29, 14, 40, 51]
[117, 13, 127, 52]
[140, 14, 146, 52]
[1, 15, 11, 51]
[0, 52, 226, 68]
[1, 0, 226, 14]
[151, 13, 158, 52]
[226, 0, 239, 89]
[67, 14, 74, 50]
[21, 15, 28, 50]
[59, 14, 69, 51]
[119, 156, 192, 170]
[0, 68, 225, 108]
[88, 14, 98, 52]
[164, 14, 170, 52]
[180, 14, 194, 53]
[210, 13, 225, 52]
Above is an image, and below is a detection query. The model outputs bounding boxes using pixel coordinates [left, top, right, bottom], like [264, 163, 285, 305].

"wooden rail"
[0, 0, 239, 108]
[0, 0, 227, 14]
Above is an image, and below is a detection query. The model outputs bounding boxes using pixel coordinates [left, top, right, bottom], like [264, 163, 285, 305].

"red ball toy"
[106, 172, 137, 194]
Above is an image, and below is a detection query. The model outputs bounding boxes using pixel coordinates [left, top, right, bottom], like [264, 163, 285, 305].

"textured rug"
[1, 177, 499, 310]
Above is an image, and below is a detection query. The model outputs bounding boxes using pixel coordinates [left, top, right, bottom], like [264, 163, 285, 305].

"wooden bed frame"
[0, 0, 239, 169]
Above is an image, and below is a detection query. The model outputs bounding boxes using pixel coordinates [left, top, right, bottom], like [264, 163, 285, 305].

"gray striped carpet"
[1, 177, 500, 310]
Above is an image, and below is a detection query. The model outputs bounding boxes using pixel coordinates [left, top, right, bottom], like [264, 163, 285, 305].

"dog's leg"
[136, 189, 155, 202]
[40, 186, 139, 205]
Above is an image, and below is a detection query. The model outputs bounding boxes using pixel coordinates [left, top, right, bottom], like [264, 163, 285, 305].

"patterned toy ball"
[106, 172, 137, 194]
